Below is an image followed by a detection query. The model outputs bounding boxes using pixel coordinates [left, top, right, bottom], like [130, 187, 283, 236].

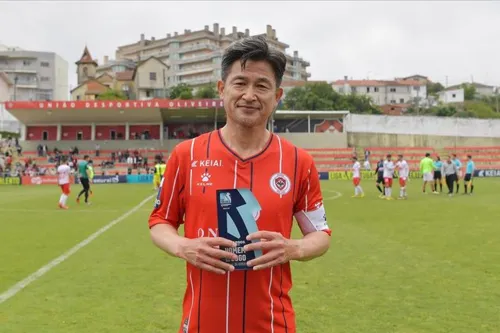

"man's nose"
[241, 86, 257, 101]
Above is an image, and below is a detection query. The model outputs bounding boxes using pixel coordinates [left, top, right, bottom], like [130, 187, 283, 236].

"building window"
[452, 94, 456, 98]
[40, 61, 50, 67]
[390, 99, 396, 104]
[374, 87, 379, 92]
[23, 60, 31, 66]
[399, 98, 404, 103]
[390, 88, 396, 92]
[150, 72, 157, 80]
[76, 95, 81, 100]
[339, 87, 344, 93]
[351, 87, 357, 93]
[367, 87, 370, 93]
[40, 76, 50, 82]
[414, 86, 420, 91]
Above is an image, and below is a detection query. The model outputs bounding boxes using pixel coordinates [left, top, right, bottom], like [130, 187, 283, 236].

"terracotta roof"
[70, 78, 108, 93]
[332, 80, 386, 87]
[116, 70, 134, 81]
[332, 79, 425, 87]
[76, 46, 98, 66]
[87, 81, 108, 93]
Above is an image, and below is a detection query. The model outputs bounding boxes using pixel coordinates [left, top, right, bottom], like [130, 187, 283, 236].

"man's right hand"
[178, 237, 238, 275]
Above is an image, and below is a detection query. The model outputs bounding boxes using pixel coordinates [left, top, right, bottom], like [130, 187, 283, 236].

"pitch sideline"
[0, 194, 155, 305]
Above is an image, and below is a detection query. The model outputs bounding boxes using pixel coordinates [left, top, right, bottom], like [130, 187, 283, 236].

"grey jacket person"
[442, 162, 458, 176]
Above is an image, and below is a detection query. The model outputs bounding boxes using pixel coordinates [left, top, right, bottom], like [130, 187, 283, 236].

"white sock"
[59, 194, 65, 204]
[61, 194, 68, 206]
[388, 188, 392, 197]
[357, 186, 363, 194]
[354, 187, 358, 195]
[402, 187, 406, 197]
[384, 187, 388, 196]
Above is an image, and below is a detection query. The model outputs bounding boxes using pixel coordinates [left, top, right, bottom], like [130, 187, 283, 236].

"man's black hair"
[221, 35, 287, 88]
[83, 155, 89, 160]
[425, 153, 431, 157]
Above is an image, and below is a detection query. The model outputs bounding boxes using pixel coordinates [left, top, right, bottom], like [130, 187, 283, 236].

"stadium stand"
[17, 148, 167, 176]
[445, 146, 500, 169]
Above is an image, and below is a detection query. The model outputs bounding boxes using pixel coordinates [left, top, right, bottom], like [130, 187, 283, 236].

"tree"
[194, 83, 218, 99]
[282, 81, 381, 114]
[170, 83, 193, 99]
[426, 82, 445, 96]
[461, 83, 476, 100]
[97, 89, 127, 101]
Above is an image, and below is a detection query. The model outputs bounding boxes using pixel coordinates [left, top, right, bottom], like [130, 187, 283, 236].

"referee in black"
[442, 155, 458, 196]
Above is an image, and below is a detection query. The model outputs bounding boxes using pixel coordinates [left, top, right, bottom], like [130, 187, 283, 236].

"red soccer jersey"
[149, 130, 331, 333]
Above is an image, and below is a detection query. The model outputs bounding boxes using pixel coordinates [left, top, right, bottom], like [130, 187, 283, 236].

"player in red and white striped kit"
[352, 156, 364, 198]
[383, 154, 395, 200]
[57, 157, 71, 209]
[395, 154, 409, 200]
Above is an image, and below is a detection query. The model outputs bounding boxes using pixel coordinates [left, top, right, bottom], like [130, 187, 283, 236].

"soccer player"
[351, 156, 364, 198]
[395, 154, 409, 199]
[433, 156, 443, 193]
[76, 155, 91, 205]
[452, 154, 462, 193]
[375, 157, 385, 198]
[383, 154, 395, 200]
[153, 155, 161, 191]
[420, 153, 436, 194]
[57, 156, 71, 209]
[148, 36, 331, 333]
[464, 155, 475, 195]
[153, 155, 163, 190]
[442, 155, 458, 196]
[88, 160, 94, 197]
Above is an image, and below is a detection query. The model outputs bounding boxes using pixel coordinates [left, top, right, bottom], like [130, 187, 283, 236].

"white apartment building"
[114, 23, 311, 89]
[331, 77, 427, 106]
[0, 44, 69, 101]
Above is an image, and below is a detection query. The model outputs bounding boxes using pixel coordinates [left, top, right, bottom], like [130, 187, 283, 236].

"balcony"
[177, 43, 219, 54]
[179, 77, 215, 86]
[1, 67, 38, 74]
[177, 66, 214, 76]
[175, 51, 221, 65]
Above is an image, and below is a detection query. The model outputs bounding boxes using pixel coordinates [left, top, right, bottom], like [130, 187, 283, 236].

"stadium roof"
[4, 99, 349, 125]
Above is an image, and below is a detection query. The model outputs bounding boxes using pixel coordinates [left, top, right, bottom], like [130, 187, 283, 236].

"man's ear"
[275, 87, 283, 103]
[217, 80, 225, 98]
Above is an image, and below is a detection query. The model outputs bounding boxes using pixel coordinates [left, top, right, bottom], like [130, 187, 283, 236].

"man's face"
[218, 60, 283, 129]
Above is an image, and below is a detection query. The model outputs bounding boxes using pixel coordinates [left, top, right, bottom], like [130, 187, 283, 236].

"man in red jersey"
[148, 35, 331, 333]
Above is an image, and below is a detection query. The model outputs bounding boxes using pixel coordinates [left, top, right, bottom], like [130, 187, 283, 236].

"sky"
[0, 0, 499, 91]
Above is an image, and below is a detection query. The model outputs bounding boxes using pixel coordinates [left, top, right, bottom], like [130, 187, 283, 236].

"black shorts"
[434, 171, 442, 180]
[80, 177, 90, 190]
[464, 174, 472, 182]
[376, 173, 384, 183]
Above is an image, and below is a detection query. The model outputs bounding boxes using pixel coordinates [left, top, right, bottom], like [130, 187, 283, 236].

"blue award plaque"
[216, 189, 262, 270]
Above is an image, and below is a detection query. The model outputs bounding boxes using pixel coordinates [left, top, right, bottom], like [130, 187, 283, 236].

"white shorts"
[423, 172, 433, 182]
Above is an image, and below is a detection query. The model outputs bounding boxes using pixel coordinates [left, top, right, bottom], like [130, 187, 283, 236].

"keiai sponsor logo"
[191, 159, 223, 168]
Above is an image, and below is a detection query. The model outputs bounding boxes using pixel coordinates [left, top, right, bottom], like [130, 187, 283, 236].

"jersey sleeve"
[148, 148, 185, 229]
[293, 152, 331, 236]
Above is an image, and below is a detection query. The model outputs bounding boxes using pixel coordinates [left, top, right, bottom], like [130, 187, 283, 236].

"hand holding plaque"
[216, 189, 262, 270]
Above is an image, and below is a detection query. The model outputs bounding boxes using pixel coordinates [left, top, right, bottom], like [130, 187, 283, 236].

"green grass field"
[1, 179, 499, 333]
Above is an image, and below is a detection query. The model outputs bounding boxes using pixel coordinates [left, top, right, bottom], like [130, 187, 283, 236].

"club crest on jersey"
[269, 172, 291, 196]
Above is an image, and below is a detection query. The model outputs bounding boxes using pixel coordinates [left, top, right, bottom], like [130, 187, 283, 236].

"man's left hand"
[244, 231, 301, 271]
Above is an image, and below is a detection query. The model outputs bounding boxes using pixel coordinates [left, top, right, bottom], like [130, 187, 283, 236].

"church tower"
[76, 46, 98, 85]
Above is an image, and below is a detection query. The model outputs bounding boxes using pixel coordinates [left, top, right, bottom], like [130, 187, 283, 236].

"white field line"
[0, 194, 155, 305]
[324, 190, 343, 201]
